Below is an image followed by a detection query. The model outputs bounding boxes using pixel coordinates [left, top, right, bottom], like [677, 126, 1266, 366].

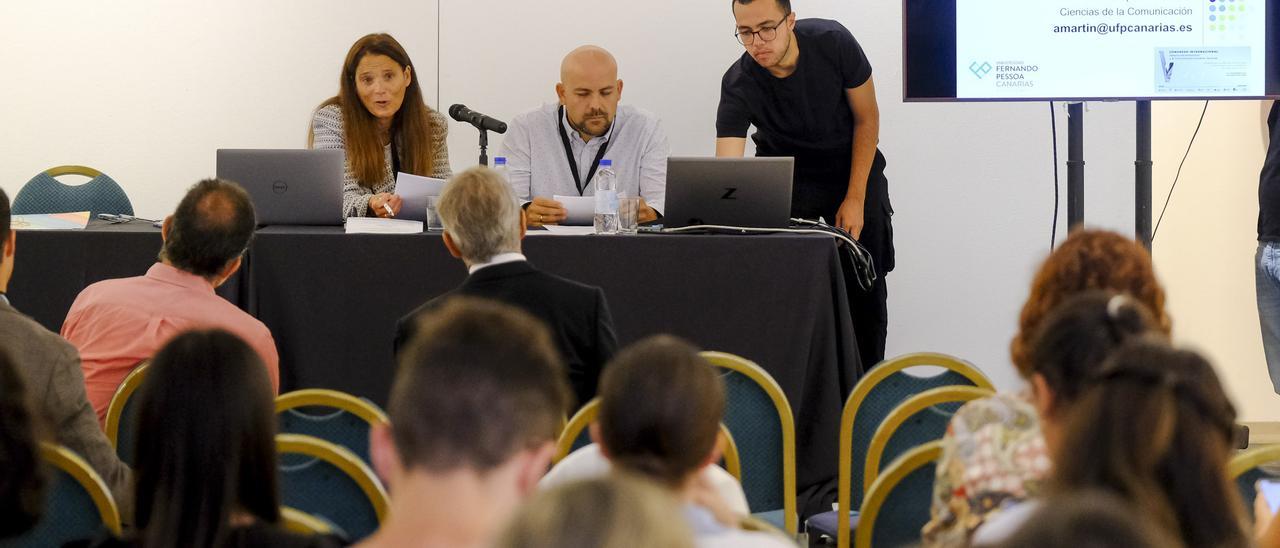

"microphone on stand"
[448, 104, 508, 134]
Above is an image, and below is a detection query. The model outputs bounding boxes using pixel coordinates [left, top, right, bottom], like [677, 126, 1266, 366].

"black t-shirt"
[1260, 101, 1280, 241]
[716, 18, 889, 214]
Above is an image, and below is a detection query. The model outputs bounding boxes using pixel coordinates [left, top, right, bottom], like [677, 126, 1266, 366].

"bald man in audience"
[395, 167, 616, 409]
[364, 298, 570, 548]
[500, 45, 669, 227]
[0, 187, 131, 507]
[62, 179, 279, 421]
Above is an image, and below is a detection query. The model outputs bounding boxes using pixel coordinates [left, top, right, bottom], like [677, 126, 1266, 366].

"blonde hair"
[438, 167, 521, 264]
[494, 475, 695, 548]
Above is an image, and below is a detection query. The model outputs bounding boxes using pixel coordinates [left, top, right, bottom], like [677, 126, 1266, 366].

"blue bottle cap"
[600, 159, 612, 167]
[494, 157, 507, 166]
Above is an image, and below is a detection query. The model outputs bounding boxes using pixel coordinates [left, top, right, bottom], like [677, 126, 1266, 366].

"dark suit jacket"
[395, 261, 617, 408]
[0, 300, 131, 508]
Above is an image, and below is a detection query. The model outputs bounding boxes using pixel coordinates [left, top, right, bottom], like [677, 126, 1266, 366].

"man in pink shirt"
[62, 179, 279, 421]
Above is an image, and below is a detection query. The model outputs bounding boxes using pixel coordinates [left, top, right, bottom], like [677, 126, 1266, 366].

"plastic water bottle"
[493, 157, 508, 183]
[593, 159, 619, 234]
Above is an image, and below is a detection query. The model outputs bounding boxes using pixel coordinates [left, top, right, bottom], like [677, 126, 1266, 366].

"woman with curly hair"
[923, 229, 1171, 547]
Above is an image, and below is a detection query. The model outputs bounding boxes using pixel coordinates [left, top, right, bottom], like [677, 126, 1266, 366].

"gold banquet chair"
[855, 441, 945, 548]
[276, 434, 388, 543]
[1229, 444, 1280, 517]
[701, 351, 797, 535]
[276, 388, 390, 465]
[554, 398, 743, 481]
[6, 444, 122, 547]
[104, 361, 150, 466]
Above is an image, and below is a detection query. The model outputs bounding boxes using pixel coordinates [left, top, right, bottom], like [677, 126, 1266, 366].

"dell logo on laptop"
[720, 187, 738, 200]
[272, 180, 288, 194]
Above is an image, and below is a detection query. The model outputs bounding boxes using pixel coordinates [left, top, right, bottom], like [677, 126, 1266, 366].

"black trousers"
[789, 154, 894, 371]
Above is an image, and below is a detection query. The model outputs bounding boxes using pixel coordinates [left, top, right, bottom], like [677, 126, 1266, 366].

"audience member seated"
[310, 32, 452, 219]
[501, 45, 668, 226]
[923, 228, 1171, 547]
[0, 348, 46, 541]
[0, 188, 129, 505]
[564, 334, 793, 547]
[495, 475, 695, 548]
[394, 167, 617, 408]
[61, 179, 279, 422]
[540, 335, 749, 516]
[977, 337, 1248, 547]
[363, 297, 571, 548]
[986, 491, 1177, 548]
[76, 329, 335, 548]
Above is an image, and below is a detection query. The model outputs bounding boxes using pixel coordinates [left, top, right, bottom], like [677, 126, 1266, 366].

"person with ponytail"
[1021, 338, 1248, 548]
[310, 33, 452, 219]
[925, 291, 1163, 546]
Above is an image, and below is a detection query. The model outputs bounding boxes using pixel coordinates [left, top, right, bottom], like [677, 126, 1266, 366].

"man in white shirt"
[500, 45, 669, 227]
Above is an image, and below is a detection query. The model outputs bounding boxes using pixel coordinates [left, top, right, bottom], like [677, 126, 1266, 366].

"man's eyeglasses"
[735, 12, 792, 46]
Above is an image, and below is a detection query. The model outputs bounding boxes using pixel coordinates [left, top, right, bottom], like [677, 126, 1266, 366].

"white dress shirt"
[467, 252, 527, 275]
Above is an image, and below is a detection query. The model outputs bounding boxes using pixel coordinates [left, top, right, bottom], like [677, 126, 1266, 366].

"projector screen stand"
[1063, 101, 1155, 250]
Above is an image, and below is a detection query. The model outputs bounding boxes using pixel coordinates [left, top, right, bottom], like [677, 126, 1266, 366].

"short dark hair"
[732, 0, 792, 14]
[391, 297, 570, 473]
[133, 329, 279, 548]
[597, 335, 724, 488]
[160, 179, 255, 278]
[1027, 290, 1161, 412]
[0, 187, 11, 257]
[0, 349, 46, 540]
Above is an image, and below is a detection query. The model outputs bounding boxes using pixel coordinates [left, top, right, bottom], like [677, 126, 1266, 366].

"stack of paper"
[345, 217, 423, 234]
[11, 211, 91, 230]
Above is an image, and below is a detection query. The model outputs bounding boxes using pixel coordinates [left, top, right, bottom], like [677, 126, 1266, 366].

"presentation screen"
[904, 0, 1280, 101]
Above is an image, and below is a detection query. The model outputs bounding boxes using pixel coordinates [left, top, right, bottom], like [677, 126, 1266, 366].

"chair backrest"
[1229, 445, 1280, 514]
[276, 433, 388, 542]
[280, 506, 337, 536]
[554, 398, 743, 481]
[12, 167, 133, 218]
[851, 441, 944, 548]
[701, 351, 797, 535]
[838, 352, 992, 514]
[104, 361, 149, 467]
[276, 389, 390, 465]
[6, 444, 122, 547]
[864, 385, 993, 493]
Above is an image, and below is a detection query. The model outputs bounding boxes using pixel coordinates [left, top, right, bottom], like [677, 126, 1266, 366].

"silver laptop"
[662, 157, 794, 229]
[216, 149, 344, 226]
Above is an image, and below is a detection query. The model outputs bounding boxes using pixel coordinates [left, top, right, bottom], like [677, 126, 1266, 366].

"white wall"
[0, 0, 439, 217]
[10, 1, 1270, 418]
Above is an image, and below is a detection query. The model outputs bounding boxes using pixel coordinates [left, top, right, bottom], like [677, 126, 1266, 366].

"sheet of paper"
[395, 172, 447, 222]
[535, 225, 597, 236]
[552, 195, 595, 226]
[344, 217, 423, 234]
[11, 211, 91, 230]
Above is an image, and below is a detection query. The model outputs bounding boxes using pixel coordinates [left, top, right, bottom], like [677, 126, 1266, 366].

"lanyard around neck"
[558, 105, 613, 196]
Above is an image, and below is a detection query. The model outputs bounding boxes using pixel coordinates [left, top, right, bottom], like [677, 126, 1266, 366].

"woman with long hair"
[85, 329, 336, 548]
[311, 33, 451, 219]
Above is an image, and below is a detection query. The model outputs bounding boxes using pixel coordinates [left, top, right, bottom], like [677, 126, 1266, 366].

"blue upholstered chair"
[104, 361, 149, 467]
[700, 351, 798, 536]
[276, 434, 388, 543]
[276, 389, 389, 466]
[853, 441, 943, 548]
[807, 352, 992, 546]
[6, 444, 122, 547]
[12, 166, 133, 218]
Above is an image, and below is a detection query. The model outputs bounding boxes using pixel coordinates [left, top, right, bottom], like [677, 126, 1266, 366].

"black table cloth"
[12, 222, 861, 515]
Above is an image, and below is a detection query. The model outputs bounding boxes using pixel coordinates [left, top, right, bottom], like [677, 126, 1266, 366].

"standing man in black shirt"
[1258, 100, 1280, 394]
[717, 0, 894, 370]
